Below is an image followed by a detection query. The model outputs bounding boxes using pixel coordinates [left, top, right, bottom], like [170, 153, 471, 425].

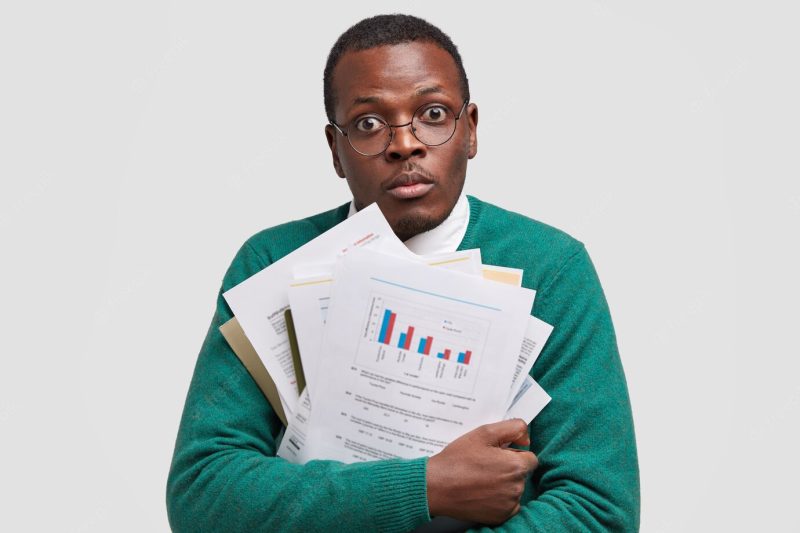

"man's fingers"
[503, 448, 539, 475]
[480, 418, 530, 446]
[517, 450, 539, 473]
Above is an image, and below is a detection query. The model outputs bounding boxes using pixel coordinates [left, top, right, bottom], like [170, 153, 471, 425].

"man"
[167, 14, 639, 532]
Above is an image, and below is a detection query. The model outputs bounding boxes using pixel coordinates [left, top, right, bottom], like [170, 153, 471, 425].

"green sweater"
[166, 196, 640, 532]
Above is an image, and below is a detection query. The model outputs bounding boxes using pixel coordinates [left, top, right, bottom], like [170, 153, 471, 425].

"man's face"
[325, 41, 478, 241]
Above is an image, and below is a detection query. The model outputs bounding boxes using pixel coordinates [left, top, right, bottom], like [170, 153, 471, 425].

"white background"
[2, 1, 798, 531]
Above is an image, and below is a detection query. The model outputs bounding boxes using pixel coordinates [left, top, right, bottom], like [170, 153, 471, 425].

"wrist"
[425, 454, 444, 517]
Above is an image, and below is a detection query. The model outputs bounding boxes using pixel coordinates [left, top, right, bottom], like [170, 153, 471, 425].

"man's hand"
[426, 419, 539, 525]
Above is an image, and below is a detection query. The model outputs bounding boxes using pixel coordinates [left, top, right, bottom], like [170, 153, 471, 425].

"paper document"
[505, 375, 551, 424]
[292, 249, 482, 281]
[303, 248, 536, 463]
[423, 249, 483, 275]
[276, 316, 553, 463]
[223, 204, 411, 414]
[285, 274, 334, 396]
[277, 387, 314, 463]
[287, 249, 483, 401]
[506, 316, 554, 409]
[277, 335, 552, 463]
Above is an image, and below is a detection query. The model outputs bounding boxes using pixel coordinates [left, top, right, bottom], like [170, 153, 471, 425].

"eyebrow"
[415, 86, 445, 96]
[352, 95, 381, 105]
[350, 86, 446, 106]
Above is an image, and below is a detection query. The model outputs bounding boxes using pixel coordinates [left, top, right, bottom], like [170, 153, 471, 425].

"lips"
[385, 170, 435, 200]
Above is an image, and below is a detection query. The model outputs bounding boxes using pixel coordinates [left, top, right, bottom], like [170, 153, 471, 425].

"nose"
[385, 122, 427, 161]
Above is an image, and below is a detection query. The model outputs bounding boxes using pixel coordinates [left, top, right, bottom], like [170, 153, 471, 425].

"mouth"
[385, 171, 435, 200]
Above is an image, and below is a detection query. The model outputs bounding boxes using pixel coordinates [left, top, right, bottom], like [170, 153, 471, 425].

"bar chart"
[357, 293, 489, 393]
[376, 308, 474, 366]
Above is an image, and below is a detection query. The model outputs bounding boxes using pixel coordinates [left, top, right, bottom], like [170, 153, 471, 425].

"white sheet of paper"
[422, 249, 483, 275]
[277, 315, 553, 464]
[504, 375, 551, 424]
[287, 249, 484, 401]
[506, 316, 554, 410]
[278, 262, 554, 465]
[286, 275, 334, 397]
[277, 373, 552, 463]
[223, 204, 410, 414]
[279, 249, 484, 463]
[277, 387, 314, 463]
[303, 248, 536, 463]
[291, 249, 482, 281]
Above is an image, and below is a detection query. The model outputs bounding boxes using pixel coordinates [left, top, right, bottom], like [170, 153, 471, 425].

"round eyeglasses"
[330, 100, 469, 156]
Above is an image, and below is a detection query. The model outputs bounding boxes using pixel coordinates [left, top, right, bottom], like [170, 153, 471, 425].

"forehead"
[331, 41, 462, 115]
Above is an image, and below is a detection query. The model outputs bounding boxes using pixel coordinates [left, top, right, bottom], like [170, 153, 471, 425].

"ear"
[466, 102, 478, 159]
[325, 124, 346, 178]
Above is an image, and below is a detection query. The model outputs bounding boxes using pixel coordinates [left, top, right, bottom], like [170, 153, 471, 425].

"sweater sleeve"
[471, 244, 640, 532]
[166, 241, 431, 533]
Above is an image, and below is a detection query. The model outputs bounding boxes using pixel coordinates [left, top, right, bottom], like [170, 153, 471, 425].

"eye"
[354, 116, 386, 133]
[418, 105, 450, 124]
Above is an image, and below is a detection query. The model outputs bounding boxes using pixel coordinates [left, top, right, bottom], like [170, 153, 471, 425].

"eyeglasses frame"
[330, 99, 470, 156]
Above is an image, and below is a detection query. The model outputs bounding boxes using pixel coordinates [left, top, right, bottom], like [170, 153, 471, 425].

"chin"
[392, 211, 446, 241]
[377, 192, 459, 241]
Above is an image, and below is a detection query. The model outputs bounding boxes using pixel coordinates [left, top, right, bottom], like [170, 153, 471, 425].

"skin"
[427, 419, 539, 524]
[325, 41, 478, 241]
[325, 41, 539, 523]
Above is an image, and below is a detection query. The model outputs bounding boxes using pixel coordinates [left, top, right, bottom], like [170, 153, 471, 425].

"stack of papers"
[221, 204, 554, 464]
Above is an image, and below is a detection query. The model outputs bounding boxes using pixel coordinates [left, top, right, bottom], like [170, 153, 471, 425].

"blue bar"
[458, 352, 465, 363]
[398, 332, 406, 348]
[437, 352, 445, 359]
[378, 309, 392, 343]
[417, 337, 427, 354]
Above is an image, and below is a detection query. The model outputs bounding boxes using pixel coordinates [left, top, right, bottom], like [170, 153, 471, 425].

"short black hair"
[323, 14, 470, 123]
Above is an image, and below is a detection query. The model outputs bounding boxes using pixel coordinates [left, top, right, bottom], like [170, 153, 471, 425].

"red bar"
[444, 349, 451, 360]
[463, 350, 472, 365]
[383, 312, 397, 345]
[404, 326, 415, 350]
[423, 336, 433, 355]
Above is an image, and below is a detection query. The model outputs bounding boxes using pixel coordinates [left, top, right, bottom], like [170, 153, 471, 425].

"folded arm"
[469, 244, 640, 532]
[166, 242, 431, 533]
